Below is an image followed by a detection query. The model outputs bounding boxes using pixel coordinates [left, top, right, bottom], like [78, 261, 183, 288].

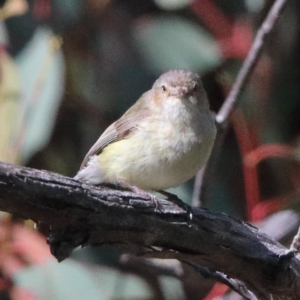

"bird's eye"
[161, 85, 166, 93]
[193, 83, 198, 91]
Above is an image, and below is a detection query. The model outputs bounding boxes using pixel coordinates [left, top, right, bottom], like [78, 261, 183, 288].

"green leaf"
[132, 16, 222, 75]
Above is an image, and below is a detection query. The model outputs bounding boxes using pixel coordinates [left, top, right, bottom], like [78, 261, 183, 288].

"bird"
[75, 70, 216, 198]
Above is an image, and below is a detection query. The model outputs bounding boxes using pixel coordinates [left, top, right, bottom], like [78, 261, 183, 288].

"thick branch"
[0, 162, 300, 299]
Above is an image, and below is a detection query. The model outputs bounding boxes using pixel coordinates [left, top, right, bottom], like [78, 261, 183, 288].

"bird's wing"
[79, 92, 151, 169]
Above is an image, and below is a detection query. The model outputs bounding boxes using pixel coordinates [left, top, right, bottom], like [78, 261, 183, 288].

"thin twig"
[196, 0, 289, 207]
[216, 0, 288, 124]
[191, 167, 204, 207]
[184, 261, 258, 300]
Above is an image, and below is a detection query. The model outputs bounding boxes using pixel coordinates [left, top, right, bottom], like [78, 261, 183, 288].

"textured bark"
[0, 161, 299, 300]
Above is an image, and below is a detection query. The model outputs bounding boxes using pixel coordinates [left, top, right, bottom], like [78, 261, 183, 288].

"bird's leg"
[158, 190, 193, 225]
[158, 190, 181, 201]
[157, 190, 188, 209]
[118, 180, 161, 212]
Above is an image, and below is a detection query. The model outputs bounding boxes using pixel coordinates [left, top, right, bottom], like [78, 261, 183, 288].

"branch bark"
[0, 161, 300, 299]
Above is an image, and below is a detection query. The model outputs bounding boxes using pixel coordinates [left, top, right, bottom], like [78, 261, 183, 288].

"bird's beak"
[174, 87, 188, 98]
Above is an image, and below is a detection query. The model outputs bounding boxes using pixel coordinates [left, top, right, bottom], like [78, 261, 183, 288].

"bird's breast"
[98, 109, 216, 190]
[123, 111, 215, 189]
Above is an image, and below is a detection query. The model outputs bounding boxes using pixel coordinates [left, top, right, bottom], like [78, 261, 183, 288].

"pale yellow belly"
[98, 130, 214, 190]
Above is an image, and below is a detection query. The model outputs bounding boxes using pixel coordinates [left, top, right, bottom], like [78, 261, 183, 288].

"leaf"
[132, 16, 222, 75]
[0, 50, 21, 163]
[12, 27, 64, 163]
[13, 259, 185, 300]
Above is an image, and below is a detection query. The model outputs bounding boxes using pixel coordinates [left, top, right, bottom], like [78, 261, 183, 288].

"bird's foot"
[158, 190, 193, 226]
[118, 180, 162, 212]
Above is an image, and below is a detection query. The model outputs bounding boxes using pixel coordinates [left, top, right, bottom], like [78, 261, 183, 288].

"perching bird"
[75, 70, 216, 195]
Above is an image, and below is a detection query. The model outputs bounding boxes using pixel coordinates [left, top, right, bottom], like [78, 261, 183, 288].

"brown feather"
[79, 91, 152, 169]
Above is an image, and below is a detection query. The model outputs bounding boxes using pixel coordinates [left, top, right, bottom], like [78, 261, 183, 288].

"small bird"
[75, 70, 216, 195]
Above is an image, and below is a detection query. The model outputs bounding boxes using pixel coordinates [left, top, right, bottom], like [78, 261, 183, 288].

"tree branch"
[183, 262, 258, 300]
[198, 0, 289, 207]
[0, 161, 300, 299]
[216, 0, 288, 125]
